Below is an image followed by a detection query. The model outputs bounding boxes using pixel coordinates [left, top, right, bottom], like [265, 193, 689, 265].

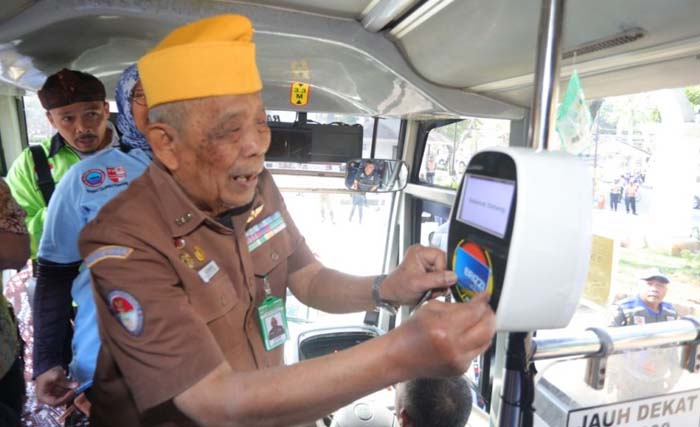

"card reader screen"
[457, 174, 515, 238]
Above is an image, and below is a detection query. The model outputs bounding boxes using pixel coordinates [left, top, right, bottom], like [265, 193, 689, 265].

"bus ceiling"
[1, 0, 699, 118]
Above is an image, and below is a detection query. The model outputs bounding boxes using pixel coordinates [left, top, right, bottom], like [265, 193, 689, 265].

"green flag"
[556, 70, 592, 155]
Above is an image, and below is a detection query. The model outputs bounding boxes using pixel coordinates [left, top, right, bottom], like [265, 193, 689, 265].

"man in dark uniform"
[609, 270, 680, 400]
[78, 14, 495, 427]
[611, 270, 677, 326]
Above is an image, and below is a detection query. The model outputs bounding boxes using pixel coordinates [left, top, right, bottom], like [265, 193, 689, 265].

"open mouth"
[232, 172, 258, 183]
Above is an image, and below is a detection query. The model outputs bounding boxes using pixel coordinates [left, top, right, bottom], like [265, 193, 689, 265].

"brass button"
[271, 252, 279, 262]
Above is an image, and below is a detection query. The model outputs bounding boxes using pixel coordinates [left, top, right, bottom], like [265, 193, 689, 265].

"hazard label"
[290, 82, 310, 106]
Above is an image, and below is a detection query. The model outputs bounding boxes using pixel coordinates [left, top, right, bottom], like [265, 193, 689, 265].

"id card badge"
[257, 295, 289, 351]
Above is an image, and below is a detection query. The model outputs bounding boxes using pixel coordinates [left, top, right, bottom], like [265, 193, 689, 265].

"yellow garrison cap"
[138, 14, 262, 107]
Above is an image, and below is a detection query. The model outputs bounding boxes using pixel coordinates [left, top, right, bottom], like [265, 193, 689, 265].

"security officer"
[7, 68, 118, 262]
[79, 15, 495, 427]
[32, 65, 151, 412]
[609, 270, 681, 400]
[611, 270, 677, 326]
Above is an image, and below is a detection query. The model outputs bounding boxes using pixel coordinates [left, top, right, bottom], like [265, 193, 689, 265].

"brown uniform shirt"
[79, 162, 315, 426]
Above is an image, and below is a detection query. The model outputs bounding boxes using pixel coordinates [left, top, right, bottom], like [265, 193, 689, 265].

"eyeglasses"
[129, 89, 147, 106]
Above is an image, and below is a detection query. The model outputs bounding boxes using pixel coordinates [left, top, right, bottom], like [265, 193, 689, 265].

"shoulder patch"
[85, 245, 133, 267]
[106, 166, 127, 183]
[108, 290, 144, 336]
[82, 168, 106, 187]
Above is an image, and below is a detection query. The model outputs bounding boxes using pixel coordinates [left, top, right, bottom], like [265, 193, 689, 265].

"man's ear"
[46, 111, 57, 129]
[147, 123, 180, 171]
[103, 101, 110, 115]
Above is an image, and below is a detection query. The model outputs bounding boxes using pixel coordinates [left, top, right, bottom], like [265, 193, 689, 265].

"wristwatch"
[372, 274, 398, 315]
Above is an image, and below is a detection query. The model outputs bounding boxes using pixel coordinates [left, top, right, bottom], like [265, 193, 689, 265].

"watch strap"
[372, 274, 397, 315]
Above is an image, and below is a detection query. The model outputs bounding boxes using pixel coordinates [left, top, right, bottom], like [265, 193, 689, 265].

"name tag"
[198, 260, 220, 283]
[246, 211, 286, 252]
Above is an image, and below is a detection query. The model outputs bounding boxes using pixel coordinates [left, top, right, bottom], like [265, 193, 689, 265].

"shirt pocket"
[187, 271, 239, 323]
[251, 231, 293, 301]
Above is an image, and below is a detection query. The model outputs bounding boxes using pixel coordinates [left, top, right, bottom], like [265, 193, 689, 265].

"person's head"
[38, 68, 110, 153]
[364, 162, 375, 175]
[638, 270, 670, 309]
[395, 377, 472, 427]
[270, 317, 278, 327]
[139, 15, 269, 215]
[115, 64, 150, 151]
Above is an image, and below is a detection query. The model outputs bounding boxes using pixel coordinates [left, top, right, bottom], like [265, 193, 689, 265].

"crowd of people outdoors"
[607, 171, 645, 215]
[0, 14, 494, 427]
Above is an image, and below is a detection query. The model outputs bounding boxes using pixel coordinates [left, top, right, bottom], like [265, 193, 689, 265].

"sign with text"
[457, 174, 515, 239]
[567, 389, 700, 427]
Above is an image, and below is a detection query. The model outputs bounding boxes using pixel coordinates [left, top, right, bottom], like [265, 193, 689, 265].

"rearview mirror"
[344, 159, 409, 193]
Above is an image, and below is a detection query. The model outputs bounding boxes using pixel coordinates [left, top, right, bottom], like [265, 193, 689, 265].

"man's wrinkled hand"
[388, 293, 496, 379]
[35, 366, 78, 407]
[382, 244, 456, 306]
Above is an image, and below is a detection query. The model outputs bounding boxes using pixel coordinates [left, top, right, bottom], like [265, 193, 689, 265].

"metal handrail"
[531, 317, 700, 361]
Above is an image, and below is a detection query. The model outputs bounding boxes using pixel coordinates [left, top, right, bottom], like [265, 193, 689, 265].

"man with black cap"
[6, 68, 118, 264]
[79, 14, 494, 427]
[609, 270, 681, 401]
[611, 269, 677, 326]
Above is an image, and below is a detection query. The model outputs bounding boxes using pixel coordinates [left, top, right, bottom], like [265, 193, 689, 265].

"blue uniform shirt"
[611, 295, 678, 326]
[39, 147, 150, 384]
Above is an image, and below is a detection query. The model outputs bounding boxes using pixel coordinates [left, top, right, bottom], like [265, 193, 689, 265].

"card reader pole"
[497, 0, 565, 425]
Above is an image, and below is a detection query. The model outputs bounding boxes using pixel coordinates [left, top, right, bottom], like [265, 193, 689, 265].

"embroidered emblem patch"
[85, 245, 133, 267]
[106, 166, 127, 183]
[634, 315, 645, 325]
[108, 290, 143, 336]
[245, 211, 286, 252]
[82, 169, 105, 187]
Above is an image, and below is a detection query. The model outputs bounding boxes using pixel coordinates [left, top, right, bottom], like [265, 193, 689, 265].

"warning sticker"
[290, 82, 310, 106]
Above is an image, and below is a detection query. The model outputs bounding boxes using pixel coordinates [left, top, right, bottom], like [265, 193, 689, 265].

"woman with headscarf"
[31, 64, 151, 423]
[115, 64, 150, 152]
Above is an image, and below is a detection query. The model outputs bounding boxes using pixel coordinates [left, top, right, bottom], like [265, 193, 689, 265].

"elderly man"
[79, 14, 495, 427]
[7, 68, 118, 262]
[611, 270, 677, 326]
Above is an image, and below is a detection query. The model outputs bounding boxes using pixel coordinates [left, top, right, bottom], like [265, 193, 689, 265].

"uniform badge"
[179, 253, 195, 269]
[247, 203, 265, 224]
[174, 238, 186, 250]
[198, 260, 219, 283]
[82, 169, 105, 187]
[246, 211, 286, 251]
[193, 245, 206, 261]
[108, 290, 143, 336]
[634, 316, 645, 325]
[106, 166, 127, 183]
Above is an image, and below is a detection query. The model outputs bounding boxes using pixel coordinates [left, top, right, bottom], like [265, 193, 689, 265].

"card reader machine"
[447, 147, 592, 331]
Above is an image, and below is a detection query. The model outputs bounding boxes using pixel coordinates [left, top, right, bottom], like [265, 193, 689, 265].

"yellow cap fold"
[138, 14, 262, 107]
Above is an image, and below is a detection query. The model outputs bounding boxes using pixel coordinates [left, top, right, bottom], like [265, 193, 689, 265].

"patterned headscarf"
[115, 64, 150, 152]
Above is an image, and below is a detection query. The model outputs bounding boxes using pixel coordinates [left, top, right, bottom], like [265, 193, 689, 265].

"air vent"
[563, 28, 645, 59]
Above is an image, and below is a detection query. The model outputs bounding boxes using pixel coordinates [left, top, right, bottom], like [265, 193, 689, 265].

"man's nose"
[75, 116, 92, 134]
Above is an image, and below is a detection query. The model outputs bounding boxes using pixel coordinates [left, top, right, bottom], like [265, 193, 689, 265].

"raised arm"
[174, 293, 494, 427]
